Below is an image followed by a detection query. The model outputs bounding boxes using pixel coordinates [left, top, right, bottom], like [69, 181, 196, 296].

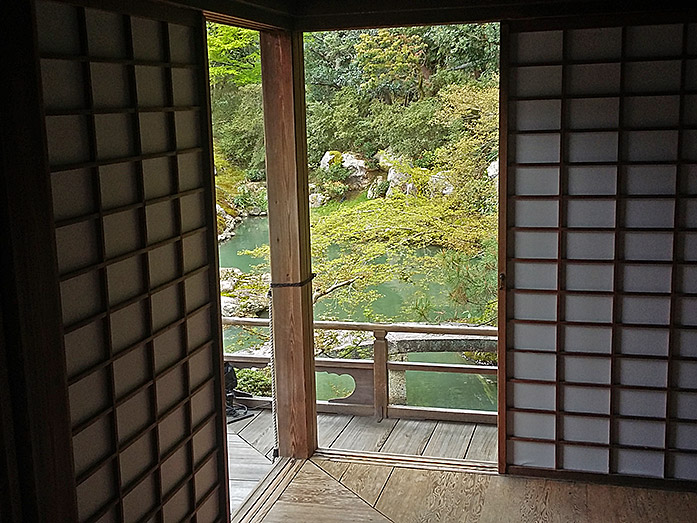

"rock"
[385, 166, 410, 196]
[319, 151, 342, 170]
[249, 206, 262, 216]
[366, 176, 386, 199]
[341, 152, 368, 188]
[309, 192, 329, 207]
[487, 159, 499, 179]
[428, 172, 454, 196]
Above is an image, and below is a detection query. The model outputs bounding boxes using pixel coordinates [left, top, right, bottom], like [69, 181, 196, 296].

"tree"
[206, 23, 261, 87]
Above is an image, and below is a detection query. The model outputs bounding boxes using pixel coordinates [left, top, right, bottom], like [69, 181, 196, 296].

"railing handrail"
[222, 315, 498, 337]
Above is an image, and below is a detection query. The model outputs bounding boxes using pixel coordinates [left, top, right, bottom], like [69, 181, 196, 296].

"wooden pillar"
[260, 30, 317, 458]
[373, 329, 388, 420]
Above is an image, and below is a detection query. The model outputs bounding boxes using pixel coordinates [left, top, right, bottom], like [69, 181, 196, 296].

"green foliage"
[244, 168, 266, 182]
[355, 29, 427, 104]
[207, 23, 261, 87]
[232, 184, 267, 212]
[235, 368, 272, 396]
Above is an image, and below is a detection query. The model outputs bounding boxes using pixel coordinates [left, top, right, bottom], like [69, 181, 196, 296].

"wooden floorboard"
[422, 421, 476, 459]
[260, 461, 391, 522]
[234, 409, 497, 462]
[239, 409, 277, 457]
[339, 463, 393, 507]
[227, 432, 273, 514]
[329, 415, 398, 453]
[317, 413, 353, 448]
[379, 418, 436, 455]
[465, 424, 497, 462]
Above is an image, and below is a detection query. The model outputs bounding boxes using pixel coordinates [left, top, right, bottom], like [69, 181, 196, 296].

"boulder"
[428, 172, 455, 196]
[366, 176, 386, 199]
[319, 150, 342, 170]
[309, 192, 329, 207]
[487, 159, 499, 179]
[341, 152, 368, 188]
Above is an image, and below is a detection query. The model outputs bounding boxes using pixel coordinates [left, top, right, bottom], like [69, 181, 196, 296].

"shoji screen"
[504, 19, 697, 484]
[36, 1, 228, 520]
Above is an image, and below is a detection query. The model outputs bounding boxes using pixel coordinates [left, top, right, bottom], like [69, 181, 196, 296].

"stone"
[320, 150, 342, 170]
[487, 158, 499, 179]
[309, 192, 329, 207]
[428, 172, 455, 196]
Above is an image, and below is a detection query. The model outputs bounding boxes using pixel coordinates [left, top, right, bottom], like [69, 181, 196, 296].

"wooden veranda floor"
[227, 409, 497, 514]
[234, 457, 697, 523]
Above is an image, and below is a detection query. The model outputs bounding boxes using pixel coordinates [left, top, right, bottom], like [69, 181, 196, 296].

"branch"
[312, 277, 358, 304]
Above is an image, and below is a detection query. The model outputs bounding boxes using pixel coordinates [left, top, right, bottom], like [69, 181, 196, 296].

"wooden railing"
[222, 316, 498, 424]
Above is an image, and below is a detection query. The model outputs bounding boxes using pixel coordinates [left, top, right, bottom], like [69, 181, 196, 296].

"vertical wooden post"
[260, 30, 317, 458]
[373, 329, 389, 420]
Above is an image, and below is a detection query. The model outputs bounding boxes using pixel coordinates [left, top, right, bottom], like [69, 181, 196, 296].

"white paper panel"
[618, 389, 666, 418]
[100, 162, 139, 209]
[190, 346, 214, 389]
[55, 220, 100, 273]
[110, 301, 147, 353]
[567, 64, 621, 95]
[685, 97, 697, 127]
[566, 231, 615, 260]
[626, 24, 683, 57]
[673, 453, 697, 480]
[564, 386, 610, 414]
[565, 263, 613, 291]
[617, 450, 664, 478]
[91, 63, 131, 109]
[512, 231, 558, 259]
[622, 296, 670, 325]
[675, 392, 697, 419]
[510, 382, 555, 410]
[683, 130, 697, 161]
[169, 23, 197, 64]
[36, 1, 81, 54]
[185, 271, 210, 313]
[107, 255, 144, 305]
[175, 111, 200, 149]
[140, 112, 170, 155]
[513, 199, 559, 227]
[511, 262, 557, 290]
[564, 325, 612, 353]
[511, 322, 557, 351]
[563, 446, 608, 474]
[514, 134, 560, 164]
[673, 423, 697, 450]
[567, 27, 622, 61]
[626, 131, 679, 162]
[113, 345, 149, 400]
[151, 286, 182, 332]
[625, 165, 676, 195]
[563, 415, 609, 444]
[45, 115, 90, 165]
[511, 31, 562, 63]
[64, 320, 107, 378]
[676, 361, 697, 389]
[183, 232, 208, 273]
[178, 152, 204, 192]
[680, 199, 697, 228]
[146, 201, 177, 244]
[622, 264, 672, 293]
[513, 100, 561, 130]
[510, 412, 555, 439]
[161, 447, 190, 495]
[149, 243, 180, 288]
[624, 232, 673, 261]
[567, 166, 617, 195]
[625, 61, 682, 93]
[75, 462, 116, 521]
[191, 382, 215, 427]
[564, 355, 610, 384]
[624, 95, 680, 128]
[103, 209, 141, 259]
[567, 98, 619, 130]
[511, 352, 556, 381]
[60, 272, 103, 326]
[187, 309, 212, 350]
[619, 358, 667, 388]
[73, 416, 113, 478]
[619, 327, 669, 357]
[687, 60, 697, 90]
[510, 441, 555, 468]
[122, 474, 157, 522]
[682, 233, 697, 261]
[132, 17, 166, 62]
[163, 485, 191, 523]
[136, 66, 168, 107]
[41, 59, 86, 111]
[143, 157, 173, 199]
[565, 295, 613, 323]
[677, 329, 697, 357]
[567, 133, 618, 163]
[512, 167, 559, 195]
[679, 297, 697, 326]
[157, 367, 187, 414]
[153, 327, 184, 374]
[566, 199, 615, 228]
[69, 370, 111, 427]
[511, 66, 562, 97]
[513, 293, 557, 321]
[85, 9, 128, 58]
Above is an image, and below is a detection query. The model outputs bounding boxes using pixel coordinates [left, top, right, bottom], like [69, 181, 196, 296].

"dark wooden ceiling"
[166, 0, 696, 30]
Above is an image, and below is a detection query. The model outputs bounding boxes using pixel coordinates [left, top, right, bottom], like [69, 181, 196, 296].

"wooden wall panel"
[35, 1, 228, 520]
[504, 18, 697, 487]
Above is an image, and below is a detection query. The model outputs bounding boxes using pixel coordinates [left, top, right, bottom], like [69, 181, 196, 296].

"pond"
[219, 215, 497, 412]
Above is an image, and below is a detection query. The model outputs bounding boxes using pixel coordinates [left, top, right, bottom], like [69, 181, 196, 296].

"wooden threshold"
[230, 457, 305, 523]
[313, 448, 498, 475]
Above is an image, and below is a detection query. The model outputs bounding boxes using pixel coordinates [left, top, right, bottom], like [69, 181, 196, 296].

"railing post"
[373, 329, 388, 420]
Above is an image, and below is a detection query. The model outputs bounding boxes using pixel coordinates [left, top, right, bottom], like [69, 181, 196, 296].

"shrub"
[235, 367, 272, 396]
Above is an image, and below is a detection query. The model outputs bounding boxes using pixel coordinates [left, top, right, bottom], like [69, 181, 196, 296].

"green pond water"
[220, 215, 497, 412]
